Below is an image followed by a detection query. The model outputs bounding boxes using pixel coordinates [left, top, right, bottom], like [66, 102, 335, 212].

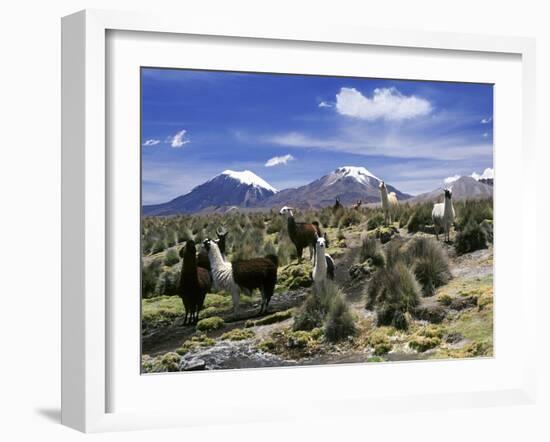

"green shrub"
[142, 259, 162, 298]
[176, 334, 215, 355]
[246, 309, 294, 327]
[266, 214, 284, 234]
[366, 262, 421, 330]
[409, 336, 441, 352]
[324, 291, 356, 342]
[359, 234, 385, 267]
[276, 233, 294, 266]
[480, 219, 493, 243]
[455, 199, 493, 231]
[293, 290, 326, 331]
[163, 248, 180, 266]
[367, 214, 385, 230]
[221, 328, 255, 341]
[384, 238, 406, 269]
[155, 268, 180, 296]
[406, 204, 432, 233]
[338, 209, 363, 228]
[404, 237, 451, 296]
[455, 218, 487, 255]
[196, 316, 224, 332]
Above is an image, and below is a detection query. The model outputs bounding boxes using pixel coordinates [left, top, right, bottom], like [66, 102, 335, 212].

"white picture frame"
[61, 9, 537, 433]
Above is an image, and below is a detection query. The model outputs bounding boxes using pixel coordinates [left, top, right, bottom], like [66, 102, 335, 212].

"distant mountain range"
[408, 176, 493, 204]
[142, 166, 492, 215]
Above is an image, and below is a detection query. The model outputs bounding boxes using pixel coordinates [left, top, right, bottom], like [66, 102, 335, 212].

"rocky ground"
[141, 222, 493, 373]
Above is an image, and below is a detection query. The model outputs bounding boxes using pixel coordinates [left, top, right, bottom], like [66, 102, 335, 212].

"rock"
[181, 358, 207, 371]
[444, 332, 464, 344]
[414, 305, 447, 323]
[450, 296, 477, 311]
[348, 262, 372, 280]
[179, 340, 292, 370]
[368, 226, 399, 244]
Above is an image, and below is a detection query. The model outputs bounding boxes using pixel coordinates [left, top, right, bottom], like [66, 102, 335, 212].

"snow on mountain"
[219, 170, 277, 193]
[471, 168, 494, 181]
[324, 166, 380, 186]
[260, 166, 411, 209]
[142, 170, 276, 215]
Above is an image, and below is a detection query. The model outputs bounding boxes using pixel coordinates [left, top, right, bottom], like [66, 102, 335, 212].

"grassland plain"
[140, 200, 493, 372]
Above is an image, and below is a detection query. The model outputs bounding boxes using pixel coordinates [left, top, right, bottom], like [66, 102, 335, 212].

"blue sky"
[141, 68, 493, 204]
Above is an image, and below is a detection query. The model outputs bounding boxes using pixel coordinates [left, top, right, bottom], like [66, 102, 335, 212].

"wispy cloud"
[481, 116, 492, 124]
[265, 131, 492, 161]
[166, 129, 191, 148]
[265, 154, 295, 167]
[335, 87, 432, 121]
[142, 139, 161, 146]
[482, 132, 489, 138]
[318, 101, 333, 108]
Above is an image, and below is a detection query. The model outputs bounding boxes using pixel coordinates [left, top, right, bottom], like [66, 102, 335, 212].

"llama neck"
[180, 250, 198, 286]
[444, 197, 454, 217]
[208, 244, 226, 269]
[287, 216, 297, 237]
[380, 187, 388, 205]
[315, 247, 327, 272]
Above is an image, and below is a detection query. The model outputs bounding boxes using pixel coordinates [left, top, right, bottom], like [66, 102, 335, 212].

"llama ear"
[178, 243, 186, 258]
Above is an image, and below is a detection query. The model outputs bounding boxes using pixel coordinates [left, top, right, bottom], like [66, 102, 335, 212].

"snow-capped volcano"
[218, 170, 277, 193]
[142, 170, 276, 215]
[324, 166, 380, 187]
[260, 166, 411, 209]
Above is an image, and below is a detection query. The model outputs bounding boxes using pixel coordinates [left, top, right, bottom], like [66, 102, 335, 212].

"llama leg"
[297, 247, 303, 262]
[231, 287, 240, 313]
[309, 245, 314, 262]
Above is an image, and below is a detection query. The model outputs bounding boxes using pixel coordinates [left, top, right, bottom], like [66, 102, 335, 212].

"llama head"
[379, 181, 386, 190]
[279, 206, 294, 217]
[216, 226, 228, 240]
[203, 238, 220, 253]
[316, 236, 326, 252]
[444, 188, 452, 200]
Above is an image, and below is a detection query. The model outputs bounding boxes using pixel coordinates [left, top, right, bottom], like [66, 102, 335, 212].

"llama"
[432, 188, 455, 242]
[312, 235, 335, 286]
[197, 226, 227, 272]
[279, 206, 323, 261]
[379, 181, 398, 225]
[203, 239, 278, 314]
[353, 200, 363, 210]
[178, 240, 212, 324]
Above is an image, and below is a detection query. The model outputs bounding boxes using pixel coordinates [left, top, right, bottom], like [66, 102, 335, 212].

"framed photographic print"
[62, 9, 537, 432]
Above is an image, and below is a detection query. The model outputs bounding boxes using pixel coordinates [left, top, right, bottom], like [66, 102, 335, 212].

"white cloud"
[142, 139, 160, 146]
[265, 154, 295, 167]
[471, 167, 494, 181]
[482, 132, 489, 138]
[318, 101, 333, 108]
[444, 174, 461, 184]
[481, 117, 492, 124]
[167, 129, 191, 148]
[335, 87, 432, 121]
